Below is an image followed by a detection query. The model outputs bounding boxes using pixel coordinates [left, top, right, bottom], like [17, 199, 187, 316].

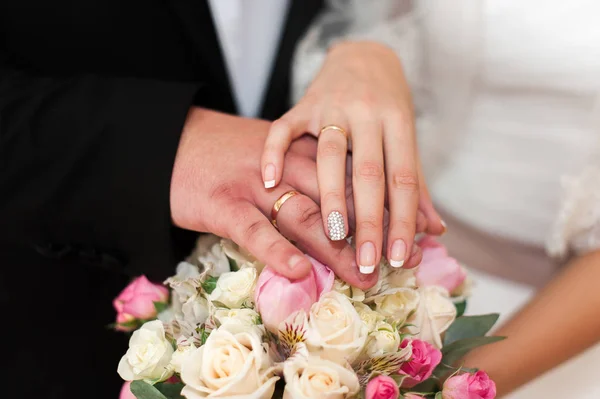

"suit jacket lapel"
[165, 0, 237, 113]
[260, 0, 324, 120]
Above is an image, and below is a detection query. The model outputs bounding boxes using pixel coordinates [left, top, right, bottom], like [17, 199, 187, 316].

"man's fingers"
[227, 201, 312, 280]
[262, 190, 377, 290]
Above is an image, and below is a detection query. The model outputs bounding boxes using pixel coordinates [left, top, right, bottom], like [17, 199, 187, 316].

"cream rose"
[213, 308, 260, 327]
[180, 324, 278, 399]
[333, 278, 365, 302]
[372, 288, 420, 324]
[306, 292, 368, 365]
[283, 355, 360, 399]
[209, 267, 257, 308]
[406, 286, 457, 348]
[193, 234, 232, 277]
[117, 320, 174, 383]
[169, 344, 196, 374]
[364, 322, 401, 358]
[353, 302, 385, 331]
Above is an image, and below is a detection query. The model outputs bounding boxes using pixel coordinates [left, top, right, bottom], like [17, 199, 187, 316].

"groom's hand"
[170, 108, 395, 289]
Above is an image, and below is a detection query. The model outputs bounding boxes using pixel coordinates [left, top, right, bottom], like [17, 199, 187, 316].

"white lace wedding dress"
[293, 1, 600, 397]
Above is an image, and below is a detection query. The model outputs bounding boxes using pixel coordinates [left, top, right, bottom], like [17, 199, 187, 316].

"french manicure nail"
[390, 239, 406, 268]
[264, 163, 276, 188]
[359, 241, 376, 274]
[327, 211, 346, 241]
[441, 219, 448, 234]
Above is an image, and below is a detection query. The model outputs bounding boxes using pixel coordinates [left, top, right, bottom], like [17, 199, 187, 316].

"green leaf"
[227, 256, 239, 271]
[410, 378, 440, 393]
[200, 328, 210, 345]
[454, 300, 467, 317]
[442, 336, 505, 366]
[435, 392, 443, 399]
[201, 276, 218, 294]
[154, 301, 169, 315]
[130, 380, 168, 399]
[443, 314, 500, 346]
[155, 382, 185, 399]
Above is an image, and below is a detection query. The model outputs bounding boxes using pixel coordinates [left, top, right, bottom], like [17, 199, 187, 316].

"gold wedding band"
[320, 124, 348, 138]
[271, 190, 300, 228]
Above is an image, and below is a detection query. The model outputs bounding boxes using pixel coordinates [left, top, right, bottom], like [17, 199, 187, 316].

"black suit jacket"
[0, 1, 323, 397]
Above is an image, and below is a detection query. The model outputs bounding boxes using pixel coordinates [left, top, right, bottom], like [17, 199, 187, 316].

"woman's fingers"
[262, 103, 316, 189]
[383, 115, 420, 268]
[350, 115, 386, 275]
[228, 201, 313, 280]
[317, 123, 350, 241]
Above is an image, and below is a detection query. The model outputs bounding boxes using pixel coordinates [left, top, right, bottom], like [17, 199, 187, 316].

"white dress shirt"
[208, 0, 291, 117]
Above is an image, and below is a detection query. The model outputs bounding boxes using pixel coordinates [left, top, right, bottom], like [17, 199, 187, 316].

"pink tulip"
[415, 236, 466, 293]
[119, 382, 136, 399]
[366, 375, 400, 399]
[443, 371, 497, 399]
[113, 275, 169, 330]
[255, 256, 334, 333]
[399, 339, 442, 388]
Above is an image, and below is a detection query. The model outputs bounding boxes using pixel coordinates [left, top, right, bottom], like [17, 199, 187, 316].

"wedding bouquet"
[115, 235, 501, 399]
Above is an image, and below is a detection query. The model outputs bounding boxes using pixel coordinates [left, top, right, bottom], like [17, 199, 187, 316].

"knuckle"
[322, 190, 345, 205]
[242, 219, 269, 242]
[358, 219, 380, 232]
[391, 217, 415, 235]
[391, 171, 419, 191]
[318, 139, 344, 158]
[210, 182, 235, 202]
[295, 204, 322, 230]
[355, 161, 384, 182]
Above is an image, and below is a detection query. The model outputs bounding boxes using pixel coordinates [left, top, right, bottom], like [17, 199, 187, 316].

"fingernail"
[359, 241, 376, 274]
[389, 239, 406, 268]
[441, 219, 447, 235]
[288, 254, 308, 269]
[264, 163, 276, 188]
[327, 211, 346, 241]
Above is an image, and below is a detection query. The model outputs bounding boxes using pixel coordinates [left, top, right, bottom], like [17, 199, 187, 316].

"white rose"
[209, 267, 257, 308]
[181, 293, 209, 325]
[195, 235, 231, 277]
[169, 344, 196, 374]
[118, 320, 174, 383]
[283, 355, 360, 399]
[407, 286, 457, 348]
[306, 292, 368, 365]
[213, 308, 260, 327]
[372, 288, 420, 324]
[333, 278, 365, 302]
[180, 324, 278, 399]
[353, 303, 385, 331]
[364, 322, 401, 358]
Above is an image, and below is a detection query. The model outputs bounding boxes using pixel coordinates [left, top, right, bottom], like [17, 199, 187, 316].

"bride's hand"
[171, 108, 424, 289]
[260, 41, 444, 274]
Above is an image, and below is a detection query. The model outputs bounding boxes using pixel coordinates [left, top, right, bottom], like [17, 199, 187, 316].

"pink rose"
[113, 275, 169, 330]
[255, 256, 334, 333]
[399, 339, 442, 388]
[443, 371, 497, 399]
[366, 375, 400, 399]
[415, 236, 466, 293]
[119, 382, 136, 399]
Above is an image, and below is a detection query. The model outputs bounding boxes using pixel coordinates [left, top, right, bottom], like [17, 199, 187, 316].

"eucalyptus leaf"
[155, 382, 185, 399]
[130, 380, 168, 399]
[442, 336, 505, 366]
[443, 314, 500, 346]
